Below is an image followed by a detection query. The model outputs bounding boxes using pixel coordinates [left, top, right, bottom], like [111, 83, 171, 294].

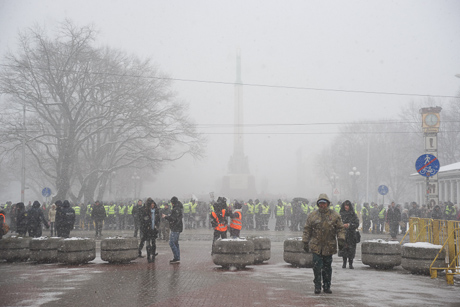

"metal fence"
[403, 218, 459, 284]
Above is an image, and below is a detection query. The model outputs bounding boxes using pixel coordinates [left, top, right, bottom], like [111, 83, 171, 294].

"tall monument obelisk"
[222, 51, 256, 198]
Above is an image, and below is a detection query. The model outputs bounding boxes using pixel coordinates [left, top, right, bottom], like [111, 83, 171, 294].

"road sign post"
[415, 154, 440, 207]
[378, 185, 389, 204]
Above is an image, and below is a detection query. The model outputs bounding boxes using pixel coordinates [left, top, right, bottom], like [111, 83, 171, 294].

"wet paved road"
[1, 228, 459, 307]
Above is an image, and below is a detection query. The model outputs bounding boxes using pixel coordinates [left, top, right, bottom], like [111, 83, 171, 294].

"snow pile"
[404, 242, 442, 249]
[364, 239, 400, 244]
[63, 237, 91, 241]
[220, 238, 247, 241]
[286, 237, 302, 241]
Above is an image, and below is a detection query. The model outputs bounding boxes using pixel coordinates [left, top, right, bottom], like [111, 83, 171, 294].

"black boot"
[342, 257, 347, 268]
[147, 246, 152, 263]
[349, 258, 354, 269]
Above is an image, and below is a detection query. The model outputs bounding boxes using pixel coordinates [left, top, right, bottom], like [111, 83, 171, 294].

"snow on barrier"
[101, 237, 138, 263]
[246, 236, 271, 264]
[212, 238, 254, 269]
[361, 239, 401, 269]
[30, 237, 63, 263]
[401, 242, 446, 275]
[57, 238, 96, 264]
[283, 237, 313, 268]
[0, 237, 31, 262]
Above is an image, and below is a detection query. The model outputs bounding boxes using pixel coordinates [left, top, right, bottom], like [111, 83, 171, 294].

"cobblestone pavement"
[1, 228, 459, 307]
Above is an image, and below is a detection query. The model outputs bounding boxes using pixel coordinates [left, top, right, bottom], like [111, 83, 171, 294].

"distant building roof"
[411, 161, 460, 178]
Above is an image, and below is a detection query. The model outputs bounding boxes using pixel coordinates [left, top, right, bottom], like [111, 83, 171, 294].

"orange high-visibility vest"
[212, 210, 228, 232]
[230, 211, 242, 230]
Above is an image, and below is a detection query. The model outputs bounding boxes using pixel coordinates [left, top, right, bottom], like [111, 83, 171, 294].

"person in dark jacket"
[91, 201, 106, 238]
[339, 200, 360, 269]
[138, 197, 160, 262]
[59, 200, 75, 238]
[159, 202, 171, 240]
[27, 201, 49, 238]
[15, 202, 28, 236]
[386, 202, 401, 240]
[431, 205, 443, 220]
[132, 199, 143, 238]
[54, 200, 63, 237]
[163, 196, 183, 263]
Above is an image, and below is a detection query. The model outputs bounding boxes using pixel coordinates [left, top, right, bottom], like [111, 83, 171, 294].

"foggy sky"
[1, 0, 460, 202]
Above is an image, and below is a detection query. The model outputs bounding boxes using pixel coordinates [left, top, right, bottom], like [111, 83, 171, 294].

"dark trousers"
[229, 227, 240, 238]
[213, 229, 227, 243]
[139, 229, 157, 259]
[313, 253, 333, 290]
[94, 219, 103, 236]
[389, 222, 399, 239]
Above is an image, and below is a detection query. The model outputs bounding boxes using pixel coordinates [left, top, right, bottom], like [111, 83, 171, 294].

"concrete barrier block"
[212, 239, 254, 269]
[361, 239, 401, 269]
[101, 237, 138, 263]
[402, 242, 445, 275]
[0, 237, 31, 262]
[30, 237, 63, 263]
[283, 237, 313, 268]
[246, 236, 271, 264]
[57, 238, 96, 264]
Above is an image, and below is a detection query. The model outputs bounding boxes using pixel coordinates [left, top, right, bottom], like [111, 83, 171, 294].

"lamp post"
[330, 173, 339, 201]
[21, 102, 26, 203]
[349, 167, 360, 203]
[131, 172, 140, 198]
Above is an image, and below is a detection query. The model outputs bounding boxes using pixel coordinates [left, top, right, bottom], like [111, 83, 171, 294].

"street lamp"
[349, 167, 360, 202]
[330, 173, 339, 201]
[131, 172, 140, 198]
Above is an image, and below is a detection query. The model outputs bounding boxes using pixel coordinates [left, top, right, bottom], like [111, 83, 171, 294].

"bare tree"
[0, 20, 204, 203]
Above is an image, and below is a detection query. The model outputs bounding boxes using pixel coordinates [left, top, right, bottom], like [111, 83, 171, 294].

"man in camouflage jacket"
[302, 193, 345, 295]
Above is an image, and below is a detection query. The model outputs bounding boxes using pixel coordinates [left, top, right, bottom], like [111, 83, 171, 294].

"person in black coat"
[54, 200, 63, 237]
[163, 196, 183, 263]
[386, 202, 401, 240]
[27, 201, 49, 238]
[91, 201, 106, 238]
[15, 202, 28, 236]
[431, 205, 443, 220]
[59, 200, 75, 238]
[138, 197, 160, 262]
[339, 200, 360, 269]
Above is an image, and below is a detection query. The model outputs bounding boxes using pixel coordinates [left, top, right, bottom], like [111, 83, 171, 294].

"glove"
[303, 243, 309, 253]
[338, 238, 345, 251]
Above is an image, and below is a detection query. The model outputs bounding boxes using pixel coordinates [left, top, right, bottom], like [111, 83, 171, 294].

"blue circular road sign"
[378, 185, 389, 195]
[42, 187, 51, 197]
[415, 154, 440, 177]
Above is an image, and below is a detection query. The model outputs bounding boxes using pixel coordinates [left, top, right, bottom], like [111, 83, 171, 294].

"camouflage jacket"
[302, 207, 345, 256]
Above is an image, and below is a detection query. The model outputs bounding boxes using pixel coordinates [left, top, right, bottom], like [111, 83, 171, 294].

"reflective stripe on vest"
[247, 204, 254, 214]
[379, 208, 386, 219]
[230, 211, 242, 230]
[74, 206, 81, 215]
[276, 205, 285, 216]
[301, 204, 309, 214]
[191, 203, 197, 213]
[212, 210, 227, 231]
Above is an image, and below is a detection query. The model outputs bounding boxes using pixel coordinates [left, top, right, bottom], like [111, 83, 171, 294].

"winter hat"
[316, 193, 331, 206]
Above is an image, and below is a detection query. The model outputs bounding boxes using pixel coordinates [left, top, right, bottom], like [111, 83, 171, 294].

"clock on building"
[424, 113, 439, 126]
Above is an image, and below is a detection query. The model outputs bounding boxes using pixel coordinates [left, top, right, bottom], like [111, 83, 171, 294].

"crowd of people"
[0, 197, 458, 241]
[0, 194, 459, 294]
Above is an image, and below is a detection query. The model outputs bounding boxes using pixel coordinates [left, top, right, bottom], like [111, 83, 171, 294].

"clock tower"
[419, 106, 442, 207]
